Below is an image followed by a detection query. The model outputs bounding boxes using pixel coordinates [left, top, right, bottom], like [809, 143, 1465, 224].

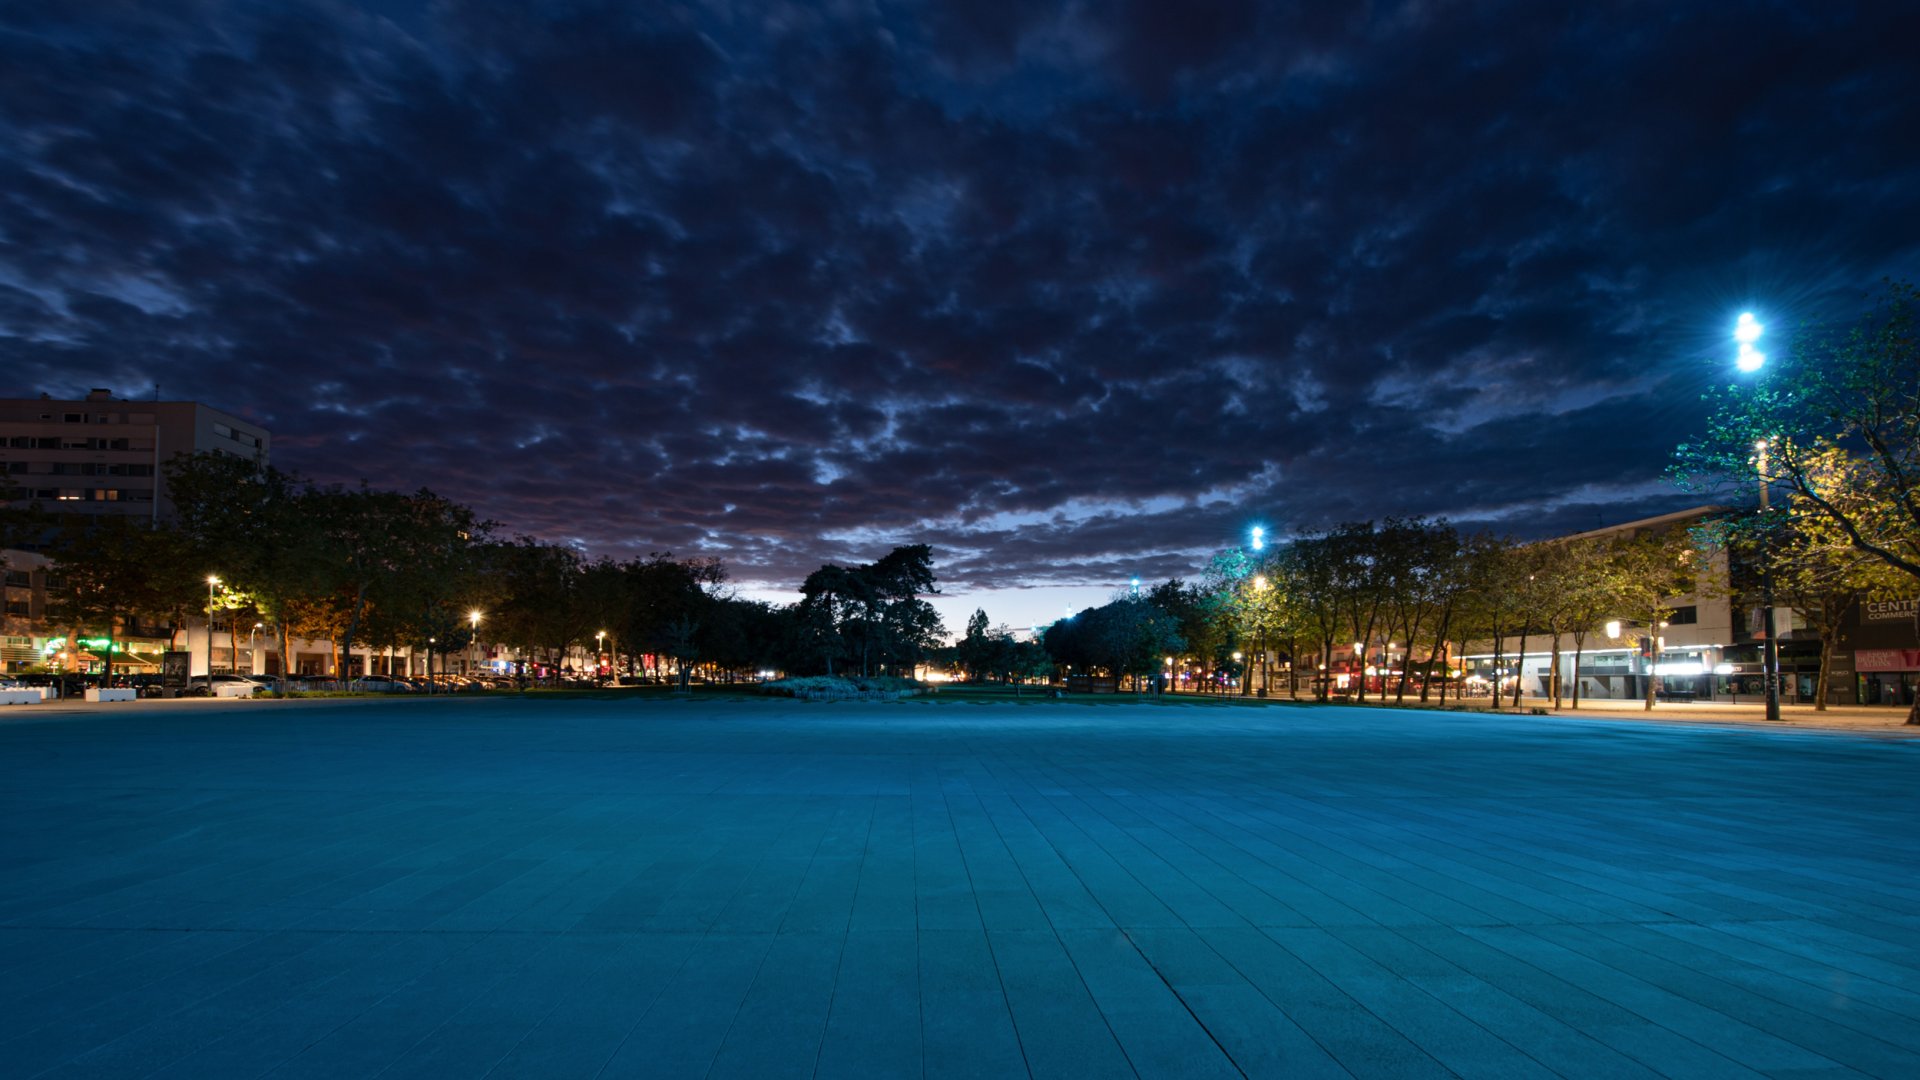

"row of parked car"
[2, 671, 616, 698]
[181, 672, 530, 695]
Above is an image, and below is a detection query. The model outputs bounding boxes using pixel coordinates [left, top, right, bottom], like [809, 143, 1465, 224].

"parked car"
[183, 674, 270, 697]
[349, 675, 413, 693]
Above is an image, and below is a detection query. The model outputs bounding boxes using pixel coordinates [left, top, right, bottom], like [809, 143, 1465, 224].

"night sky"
[5, 2, 1918, 629]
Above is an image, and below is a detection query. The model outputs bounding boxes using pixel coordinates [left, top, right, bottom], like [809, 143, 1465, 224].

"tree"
[1677, 280, 1919, 720]
[796, 546, 942, 678]
[958, 608, 994, 680]
[1608, 532, 1698, 711]
[1274, 533, 1344, 701]
[166, 453, 326, 689]
[44, 517, 188, 683]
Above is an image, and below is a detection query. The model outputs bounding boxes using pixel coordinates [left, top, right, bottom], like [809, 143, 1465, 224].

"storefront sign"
[1863, 598, 1919, 622]
[1855, 648, 1920, 672]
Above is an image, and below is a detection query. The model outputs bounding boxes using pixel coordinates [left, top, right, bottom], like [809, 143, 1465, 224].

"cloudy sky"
[4, 1, 1917, 630]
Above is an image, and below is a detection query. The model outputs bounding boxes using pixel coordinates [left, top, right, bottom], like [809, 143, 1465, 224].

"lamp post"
[1734, 312, 1782, 722]
[597, 630, 607, 682]
[468, 610, 483, 678]
[1252, 574, 1270, 697]
[1755, 440, 1783, 721]
[427, 636, 436, 691]
[248, 622, 263, 677]
[205, 575, 219, 677]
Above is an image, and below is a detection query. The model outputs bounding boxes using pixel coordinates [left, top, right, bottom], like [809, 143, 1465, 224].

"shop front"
[1855, 649, 1920, 707]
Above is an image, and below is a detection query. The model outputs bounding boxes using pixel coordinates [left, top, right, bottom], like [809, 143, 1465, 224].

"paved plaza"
[2, 697, 1918, 1079]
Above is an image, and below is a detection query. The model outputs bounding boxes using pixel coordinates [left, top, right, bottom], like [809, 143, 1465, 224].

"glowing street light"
[1734, 312, 1765, 372]
[1753, 438, 1782, 722]
[468, 610, 483, 677]
[205, 575, 220, 678]
[1249, 526, 1265, 551]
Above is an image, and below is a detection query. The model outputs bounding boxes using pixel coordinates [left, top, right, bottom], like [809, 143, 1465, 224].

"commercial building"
[1454, 506, 1918, 708]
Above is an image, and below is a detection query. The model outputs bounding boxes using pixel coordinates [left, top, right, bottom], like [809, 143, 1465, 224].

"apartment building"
[2, 389, 272, 673]
[0, 388, 270, 522]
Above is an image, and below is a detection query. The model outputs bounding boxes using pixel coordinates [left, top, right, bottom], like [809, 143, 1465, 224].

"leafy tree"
[958, 608, 994, 680]
[1680, 280, 1918, 585]
[166, 453, 326, 687]
[1273, 532, 1344, 701]
[44, 517, 189, 683]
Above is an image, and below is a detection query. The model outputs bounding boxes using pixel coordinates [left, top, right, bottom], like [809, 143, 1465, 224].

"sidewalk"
[1436, 694, 1919, 735]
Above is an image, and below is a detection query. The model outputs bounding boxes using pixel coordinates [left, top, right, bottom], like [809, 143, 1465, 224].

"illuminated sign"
[1863, 598, 1919, 623]
[40, 636, 128, 654]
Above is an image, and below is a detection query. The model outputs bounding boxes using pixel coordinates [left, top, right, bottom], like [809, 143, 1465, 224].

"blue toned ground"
[3, 697, 1918, 1079]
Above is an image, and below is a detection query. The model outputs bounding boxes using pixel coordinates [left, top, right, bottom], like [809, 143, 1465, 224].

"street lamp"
[468, 610, 483, 677]
[1735, 312, 1765, 372]
[597, 630, 607, 681]
[1734, 313, 1782, 722]
[205, 575, 219, 678]
[1754, 439, 1783, 721]
[1251, 574, 1270, 696]
[248, 622, 263, 677]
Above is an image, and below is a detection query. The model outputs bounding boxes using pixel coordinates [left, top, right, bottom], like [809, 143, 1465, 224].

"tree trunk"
[1570, 632, 1585, 710]
[1425, 607, 1453, 704]
[1490, 627, 1505, 709]
[1815, 635, 1833, 713]
[1549, 638, 1563, 709]
[1643, 613, 1658, 712]
[1511, 627, 1530, 709]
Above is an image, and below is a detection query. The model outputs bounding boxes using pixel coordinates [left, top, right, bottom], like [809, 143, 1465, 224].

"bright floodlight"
[1734, 312, 1765, 372]
[1605, 620, 1622, 638]
[1249, 526, 1265, 550]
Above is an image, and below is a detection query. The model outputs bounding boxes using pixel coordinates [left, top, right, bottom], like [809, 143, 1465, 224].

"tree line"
[1033, 521, 1700, 708]
[17, 453, 945, 685]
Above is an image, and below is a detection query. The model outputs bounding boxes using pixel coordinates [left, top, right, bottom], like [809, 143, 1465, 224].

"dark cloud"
[4, 0, 1918, 601]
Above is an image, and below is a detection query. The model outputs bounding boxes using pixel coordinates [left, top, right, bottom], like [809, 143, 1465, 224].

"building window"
[63, 413, 82, 423]
[3, 601, 28, 617]
[1668, 606, 1698, 625]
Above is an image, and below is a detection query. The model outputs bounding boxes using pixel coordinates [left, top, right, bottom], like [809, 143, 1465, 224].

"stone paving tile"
[3, 698, 1919, 1078]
